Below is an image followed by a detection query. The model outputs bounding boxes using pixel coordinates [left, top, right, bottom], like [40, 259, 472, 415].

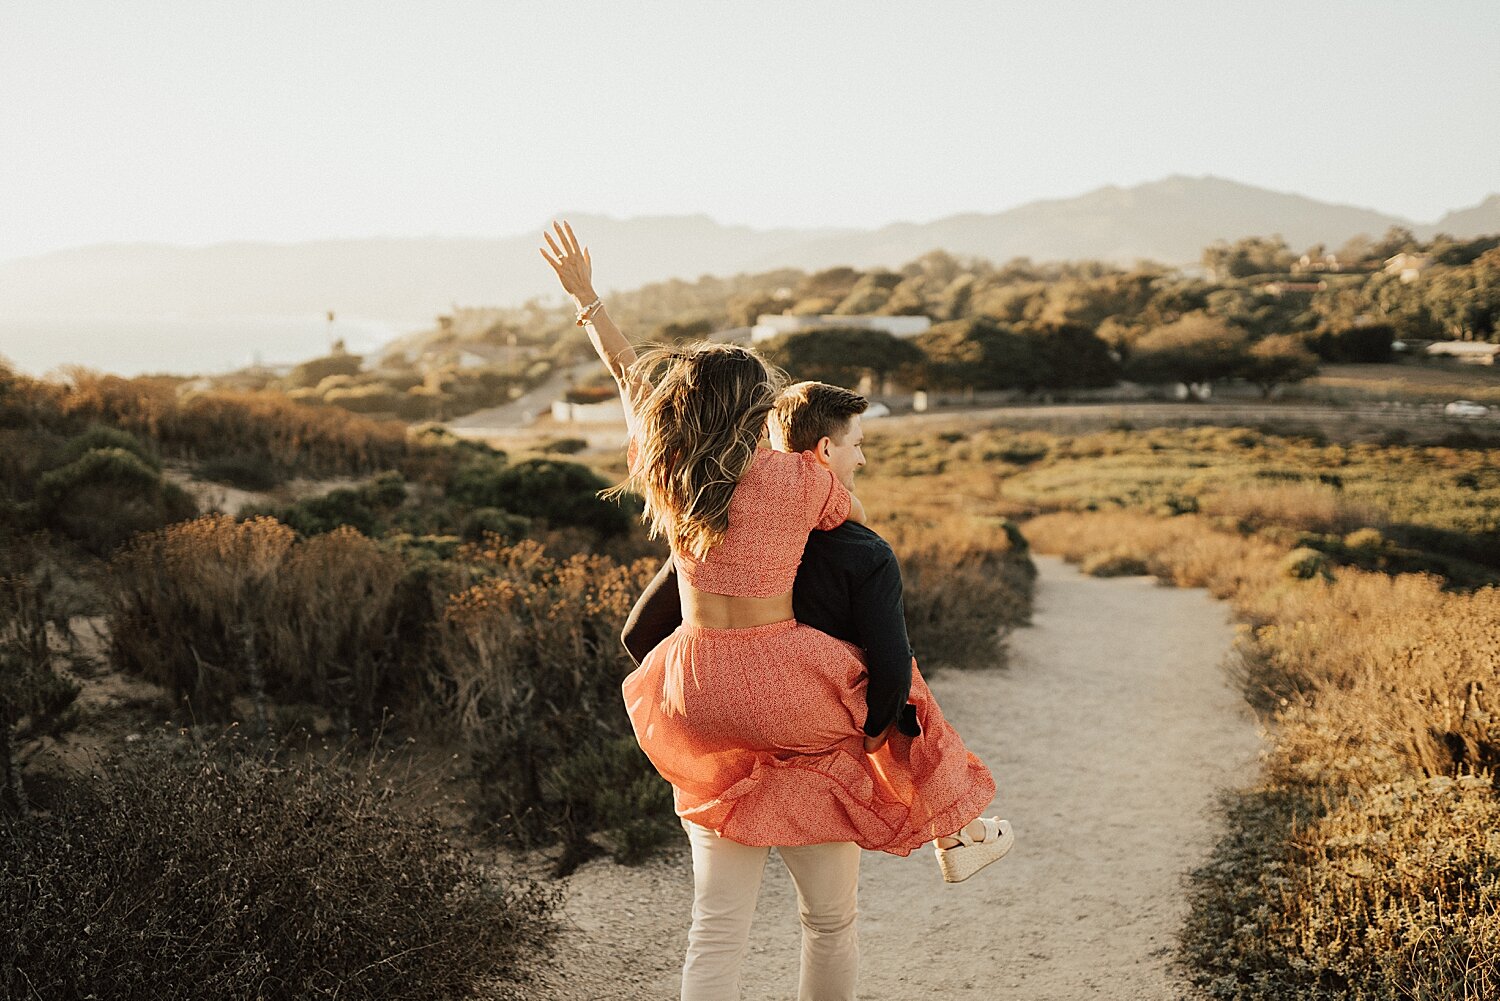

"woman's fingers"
[562, 219, 581, 255]
[543, 230, 564, 257]
[539, 248, 561, 272]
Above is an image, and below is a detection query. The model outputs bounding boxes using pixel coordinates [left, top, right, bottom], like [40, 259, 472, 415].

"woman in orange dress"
[541, 221, 1011, 1000]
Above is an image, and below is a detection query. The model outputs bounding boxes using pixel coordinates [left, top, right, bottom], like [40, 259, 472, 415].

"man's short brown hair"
[769, 381, 869, 453]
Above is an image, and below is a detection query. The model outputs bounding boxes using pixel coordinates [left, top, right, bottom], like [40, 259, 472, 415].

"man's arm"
[850, 554, 921, 743]
[621, 558, 682, 666]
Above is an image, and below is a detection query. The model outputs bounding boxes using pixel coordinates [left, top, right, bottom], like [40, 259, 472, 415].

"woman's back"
[667, 447, 851, 627]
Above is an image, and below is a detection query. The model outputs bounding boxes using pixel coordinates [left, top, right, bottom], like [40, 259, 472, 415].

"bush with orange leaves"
[1023, 509, 1500, 999]
[435, 538, 665, 874]
[105, 514, 417, 732]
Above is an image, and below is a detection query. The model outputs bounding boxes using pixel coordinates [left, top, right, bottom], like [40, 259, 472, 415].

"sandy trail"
[519, 554, 1264, 1000]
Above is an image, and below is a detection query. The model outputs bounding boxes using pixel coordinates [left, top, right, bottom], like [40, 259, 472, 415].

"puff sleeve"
[800, 451, 851, 531]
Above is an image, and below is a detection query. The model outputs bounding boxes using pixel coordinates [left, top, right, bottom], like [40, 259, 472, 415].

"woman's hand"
[863, 720, 896, 754]
[539, 220, 597, 305]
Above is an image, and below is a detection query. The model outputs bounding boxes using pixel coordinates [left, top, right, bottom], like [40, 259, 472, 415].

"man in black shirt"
[621, 380, 920, 751]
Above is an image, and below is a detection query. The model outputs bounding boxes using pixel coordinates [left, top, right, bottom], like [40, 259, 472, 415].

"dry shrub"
[265, 528, 408, 731]
[106, 515, 422, 731]
[1271, 775, 1500, 997]
[107, 515, 296, 721]
[15, 367, 416, 479]
[1023, 509, 1500, 997]
[1199, 481, 1388, 536]
[0, 728, 558, 1000]
[885, 514, 1034, 670]
[1023, 510, 1283, 603]
[1079, 549, 1150, 577]
[434, 538, 669, 873]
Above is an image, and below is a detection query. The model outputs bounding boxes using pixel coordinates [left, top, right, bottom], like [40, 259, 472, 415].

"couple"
[543, 221, 1012, 1001]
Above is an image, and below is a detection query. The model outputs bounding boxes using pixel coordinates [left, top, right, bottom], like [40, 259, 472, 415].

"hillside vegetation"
[224, 227, 1500, 425]
[0, 361, 1036, 994]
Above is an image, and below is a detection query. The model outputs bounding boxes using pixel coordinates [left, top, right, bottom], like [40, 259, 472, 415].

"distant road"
[880, 399, 1500, 433]
[439, 393, 1500, 445]
[443, 361, 597, 434]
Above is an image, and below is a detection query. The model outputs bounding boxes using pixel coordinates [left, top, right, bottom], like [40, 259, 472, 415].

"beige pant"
[680, 818, 861, 1001]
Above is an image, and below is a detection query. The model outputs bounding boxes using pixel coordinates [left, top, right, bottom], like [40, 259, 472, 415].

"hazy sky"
[2, 1, 1496, 265]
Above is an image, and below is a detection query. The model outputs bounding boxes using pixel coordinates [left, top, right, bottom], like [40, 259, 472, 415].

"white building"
[1426, 341, 1500, 366]
[750, 313, 931, 344]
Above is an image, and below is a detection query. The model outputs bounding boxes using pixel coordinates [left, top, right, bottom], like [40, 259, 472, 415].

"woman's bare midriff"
[679, 578, 795, 629]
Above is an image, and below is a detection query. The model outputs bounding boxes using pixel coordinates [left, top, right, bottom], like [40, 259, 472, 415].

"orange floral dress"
[621, 446, 996, 855]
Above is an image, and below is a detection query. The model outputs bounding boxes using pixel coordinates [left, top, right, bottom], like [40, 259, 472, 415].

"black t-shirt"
[620, 521, 921, 739]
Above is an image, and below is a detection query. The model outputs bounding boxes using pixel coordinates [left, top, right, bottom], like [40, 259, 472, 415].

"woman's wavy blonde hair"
[607, 342, 786, 561]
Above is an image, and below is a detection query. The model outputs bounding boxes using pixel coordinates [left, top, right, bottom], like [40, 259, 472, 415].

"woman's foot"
[934, 817, 1014, 883]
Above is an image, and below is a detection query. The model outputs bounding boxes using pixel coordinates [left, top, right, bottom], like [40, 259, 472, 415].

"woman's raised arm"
[539, 220, 647, 425]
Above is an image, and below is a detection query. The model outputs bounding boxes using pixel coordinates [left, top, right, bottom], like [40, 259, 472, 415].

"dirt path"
[518, 554, 1263, 1000]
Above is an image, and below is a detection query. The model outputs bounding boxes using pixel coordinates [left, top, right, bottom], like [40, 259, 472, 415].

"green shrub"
[0, 729, 558, 1000]
[195, 451, 286, 491]
[242, 471, 408, 538]
[538, 436, 589, 455]
[47, 423, 160, 472]
[35, 447, 198, 555]
[449, 458, 632, 537]
[1280, 546, 1333, 581]
[459, 507, 532, 543]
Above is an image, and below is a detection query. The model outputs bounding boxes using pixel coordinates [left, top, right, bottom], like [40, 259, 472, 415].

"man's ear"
[815, 435, 835, 460]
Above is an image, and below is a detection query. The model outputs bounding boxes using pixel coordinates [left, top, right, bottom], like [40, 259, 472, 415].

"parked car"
[864, 401, 891, 419]
[1444, 399, 1491, 418]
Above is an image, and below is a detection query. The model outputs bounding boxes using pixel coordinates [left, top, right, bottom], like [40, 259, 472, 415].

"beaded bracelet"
[575, 297, 604, 326]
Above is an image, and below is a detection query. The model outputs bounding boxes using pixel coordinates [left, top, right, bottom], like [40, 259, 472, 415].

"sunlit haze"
[2, 1, 1496, 265]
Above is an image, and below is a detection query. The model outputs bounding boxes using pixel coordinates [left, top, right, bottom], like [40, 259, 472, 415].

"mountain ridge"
[2, 176, 1496, 324]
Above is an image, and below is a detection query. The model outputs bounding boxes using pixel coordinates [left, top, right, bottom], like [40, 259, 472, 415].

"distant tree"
[1370, 226, 1421, 261]
[761, 327, 924, 390]
[1423, 248, 1500, 341]
[902, 250, 964, 284]
[795, 267, 862, 303]
[909, 318, 1048, 392]
[1335, 233, 1376, 266]
[878, 276, 931, 317]
[726, 291, 787, 328]
[1036, 271, 1159, 329]
[1307, 323, 1396, 363]
[1137, 279, 1213, 328]
[971, 281, 1046, 325]
[1201, 235, 1295, 281]
[288, 351, 362, 390]
[1019, 323, 1121, 389]
[833, 271, 902, 315]
[1239, 334, 1320, 397]
[651, 318, 713, 342]
[787, 296, 841, 317]
[1124, 312, 1251, 400]
[934, 274, 978, 321]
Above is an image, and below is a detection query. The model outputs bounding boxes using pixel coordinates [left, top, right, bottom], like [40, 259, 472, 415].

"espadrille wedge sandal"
[934, 817, 1014, 883]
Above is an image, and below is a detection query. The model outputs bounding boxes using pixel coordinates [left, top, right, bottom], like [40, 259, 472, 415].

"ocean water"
[0, 314, 421, 379]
